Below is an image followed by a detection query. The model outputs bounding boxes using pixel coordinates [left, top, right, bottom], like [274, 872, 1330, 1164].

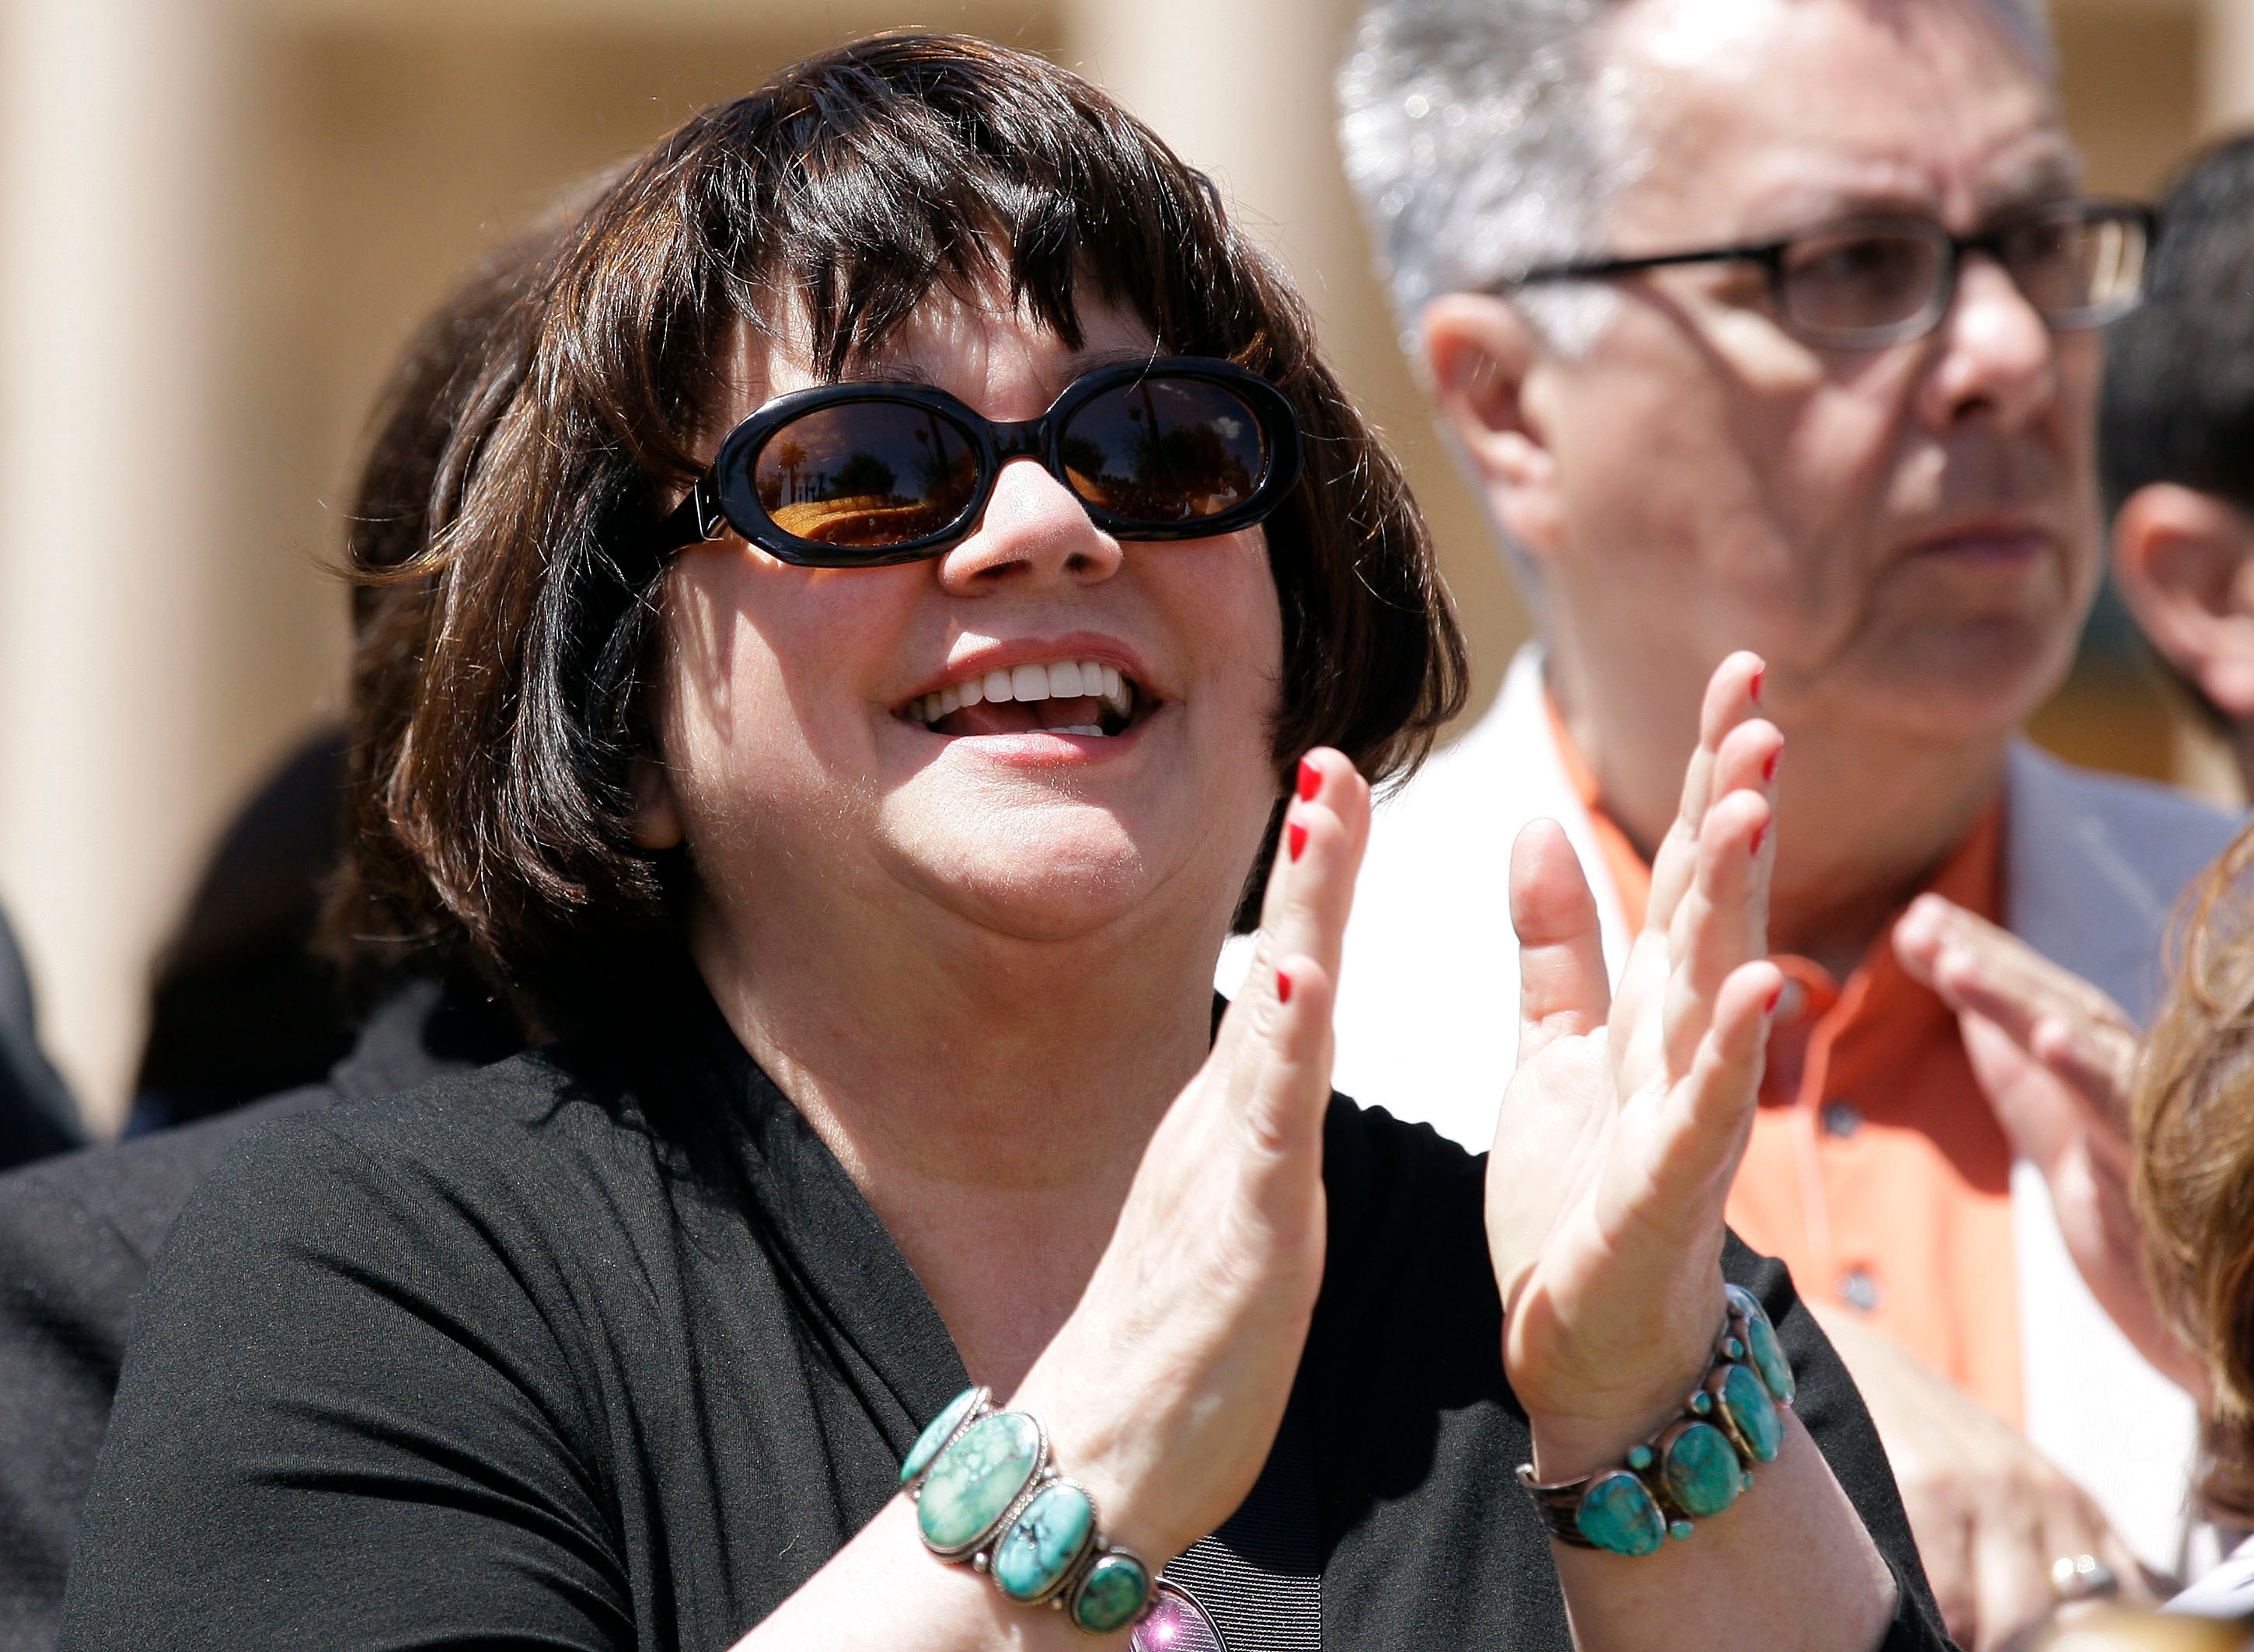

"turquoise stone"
[1690, 1390, 1714, 1416]
[1626, 1445, 1654, 1471]
[1071, 1551, 1152, 1633]
[1573, 1469, 1668, 1557]
[1732, 1299, 1796, 1405]
[916, 1411, 1042, 1553]
[1722, 1337, 1746, 1361]
[992, 1482, 1095, 1602]
[1670, 1520, 1694, 1541]
[900, 1387, 984, 1487]
[1715, 1363, 1785, 1463]
[1660, 1422, 1743, 1519]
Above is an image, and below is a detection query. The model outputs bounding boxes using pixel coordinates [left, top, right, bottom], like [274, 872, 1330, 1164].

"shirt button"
[1821, 1100, 1861, 1139]
[1837, 1269, 1882, 1313]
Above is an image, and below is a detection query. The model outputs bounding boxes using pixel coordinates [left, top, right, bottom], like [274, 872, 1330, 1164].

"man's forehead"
[1606, 0, 2071, 242]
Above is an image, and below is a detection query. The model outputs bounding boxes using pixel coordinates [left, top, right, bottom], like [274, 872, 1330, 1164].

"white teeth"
[912, 660, 1137, 731]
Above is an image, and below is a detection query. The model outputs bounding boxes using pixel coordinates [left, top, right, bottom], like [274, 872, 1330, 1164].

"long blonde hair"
[2137, 820, 2254, 1521]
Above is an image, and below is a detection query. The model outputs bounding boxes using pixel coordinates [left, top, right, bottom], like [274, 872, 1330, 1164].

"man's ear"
[1420, 294, 1565, 558]
[2113, 482, 2254, 718]
[629, 755, 686, 851]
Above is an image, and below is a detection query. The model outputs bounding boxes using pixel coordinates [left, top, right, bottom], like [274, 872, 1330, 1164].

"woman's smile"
[895, 636, 1157, 758]
[902, 657, 1137, 738]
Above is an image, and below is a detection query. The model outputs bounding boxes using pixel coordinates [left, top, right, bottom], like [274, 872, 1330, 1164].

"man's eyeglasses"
[1503, 197, 2154, 350]
[651, 357, 1304, 568]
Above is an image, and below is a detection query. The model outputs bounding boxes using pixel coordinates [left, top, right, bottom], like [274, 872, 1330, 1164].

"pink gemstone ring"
[1129, 1581, 1226, 1651]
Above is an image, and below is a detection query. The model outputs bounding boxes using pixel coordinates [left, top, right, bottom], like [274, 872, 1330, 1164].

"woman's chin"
[883, 822, 1186, 943]
[916, 860, 1148, 941]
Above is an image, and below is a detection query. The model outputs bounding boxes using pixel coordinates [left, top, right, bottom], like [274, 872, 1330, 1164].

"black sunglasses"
[651, 357, 1304, 568]
[1507, 197, 2153, 350]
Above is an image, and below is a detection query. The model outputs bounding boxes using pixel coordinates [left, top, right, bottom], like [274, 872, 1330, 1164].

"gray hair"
[1338, 0, 2057, 356]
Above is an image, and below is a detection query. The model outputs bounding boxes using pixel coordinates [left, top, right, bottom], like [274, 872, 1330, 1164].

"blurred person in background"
[2137, 823, 2254, 1621]
[1879, 824, 2254, 1625]
[0, 222, 539, 1652]
[1925, 814, 2254, 1624]
[122, 729, 354, 1136]
[2102, 135, 2254, 802]
[58, 37, 1948, 1652]
[1331, 0, 2234, 1642]
[0, 910, 80, 1171]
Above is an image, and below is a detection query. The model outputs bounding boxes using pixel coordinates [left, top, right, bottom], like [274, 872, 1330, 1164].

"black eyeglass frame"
[650, 356, 1306, 569]
[1503, 197, 2156, 350]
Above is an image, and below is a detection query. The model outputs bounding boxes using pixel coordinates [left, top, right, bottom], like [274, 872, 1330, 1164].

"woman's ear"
[1419, 295, 1565, 559]
[2112, 482, 2254, 718]
[629, 755, 686, 851]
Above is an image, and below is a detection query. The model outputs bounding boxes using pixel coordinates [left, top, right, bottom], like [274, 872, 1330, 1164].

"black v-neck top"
[58, 986, 1949, 1652]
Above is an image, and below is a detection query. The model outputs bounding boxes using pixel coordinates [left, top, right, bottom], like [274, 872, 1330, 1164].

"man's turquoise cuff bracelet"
[901, 1386, 1157, 1636]
[1516, 1284, 1799, 1557]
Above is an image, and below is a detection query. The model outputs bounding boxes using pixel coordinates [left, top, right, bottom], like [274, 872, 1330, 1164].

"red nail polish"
[1276, 967, 1295, 1004]
[1750, 666, 1765, 704]
[1761, 749, 1779, 784]
[1296, 757, 1321, 802]
[1750, 822, 1768, 856]
[1287, 819, 1308, 862]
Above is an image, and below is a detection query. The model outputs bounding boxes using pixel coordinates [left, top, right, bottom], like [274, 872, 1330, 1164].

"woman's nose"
[933, 457, 1125, 592]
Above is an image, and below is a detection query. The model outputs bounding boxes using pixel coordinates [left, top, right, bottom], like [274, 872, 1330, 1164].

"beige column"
[2205, 0, 2254, 130]
[0, 0, 236, 1131]
[1058, 0, 1530, 715]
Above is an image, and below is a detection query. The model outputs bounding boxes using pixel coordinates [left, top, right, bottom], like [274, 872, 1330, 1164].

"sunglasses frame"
[651, 356, 1305, 569]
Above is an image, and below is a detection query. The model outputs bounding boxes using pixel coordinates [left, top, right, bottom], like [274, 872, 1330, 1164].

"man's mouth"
[896, 658, 1143, 739]
[1907, 521, 2050, 566]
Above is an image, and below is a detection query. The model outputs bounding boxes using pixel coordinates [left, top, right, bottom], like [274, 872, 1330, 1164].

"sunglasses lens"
[752, 402, 979, 549]
[1060, 377, 1266, 527]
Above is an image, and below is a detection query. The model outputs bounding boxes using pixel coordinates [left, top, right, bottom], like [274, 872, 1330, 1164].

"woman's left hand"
[1487, 651, 1785, 1476]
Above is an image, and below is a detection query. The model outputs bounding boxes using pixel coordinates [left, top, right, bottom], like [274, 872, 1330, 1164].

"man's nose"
[933, 456, 1125, 592]
[1914, 252, 2058, 432]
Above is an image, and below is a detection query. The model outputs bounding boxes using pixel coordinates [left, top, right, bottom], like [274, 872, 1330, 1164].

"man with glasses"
[1330, 0, 2235, 1643]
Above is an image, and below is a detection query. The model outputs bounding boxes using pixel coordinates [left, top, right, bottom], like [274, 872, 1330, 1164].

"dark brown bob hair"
[335, 32, 1466, 1029]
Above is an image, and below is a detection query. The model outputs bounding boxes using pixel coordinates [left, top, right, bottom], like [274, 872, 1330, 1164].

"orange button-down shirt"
[1550, 702, 2023, 1423]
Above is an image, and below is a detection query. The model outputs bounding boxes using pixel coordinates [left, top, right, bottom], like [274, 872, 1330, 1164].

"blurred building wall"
[0, 0, 2240, 1133]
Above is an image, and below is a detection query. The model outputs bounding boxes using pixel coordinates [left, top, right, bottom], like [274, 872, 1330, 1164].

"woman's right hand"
[1010, 748, 1369, 1563]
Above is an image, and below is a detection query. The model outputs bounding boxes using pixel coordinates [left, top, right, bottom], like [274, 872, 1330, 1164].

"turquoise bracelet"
[900, 1386, 1156, 1636]
[1516, 1284, 1799, 1556]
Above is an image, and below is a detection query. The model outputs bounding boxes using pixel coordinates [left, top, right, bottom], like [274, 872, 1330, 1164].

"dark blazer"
[0, 982, 516, 1652]
[0, 906, 80, 1174]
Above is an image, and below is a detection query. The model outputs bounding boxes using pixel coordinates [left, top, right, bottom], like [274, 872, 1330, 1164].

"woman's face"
[644, 284, 1286, 960]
